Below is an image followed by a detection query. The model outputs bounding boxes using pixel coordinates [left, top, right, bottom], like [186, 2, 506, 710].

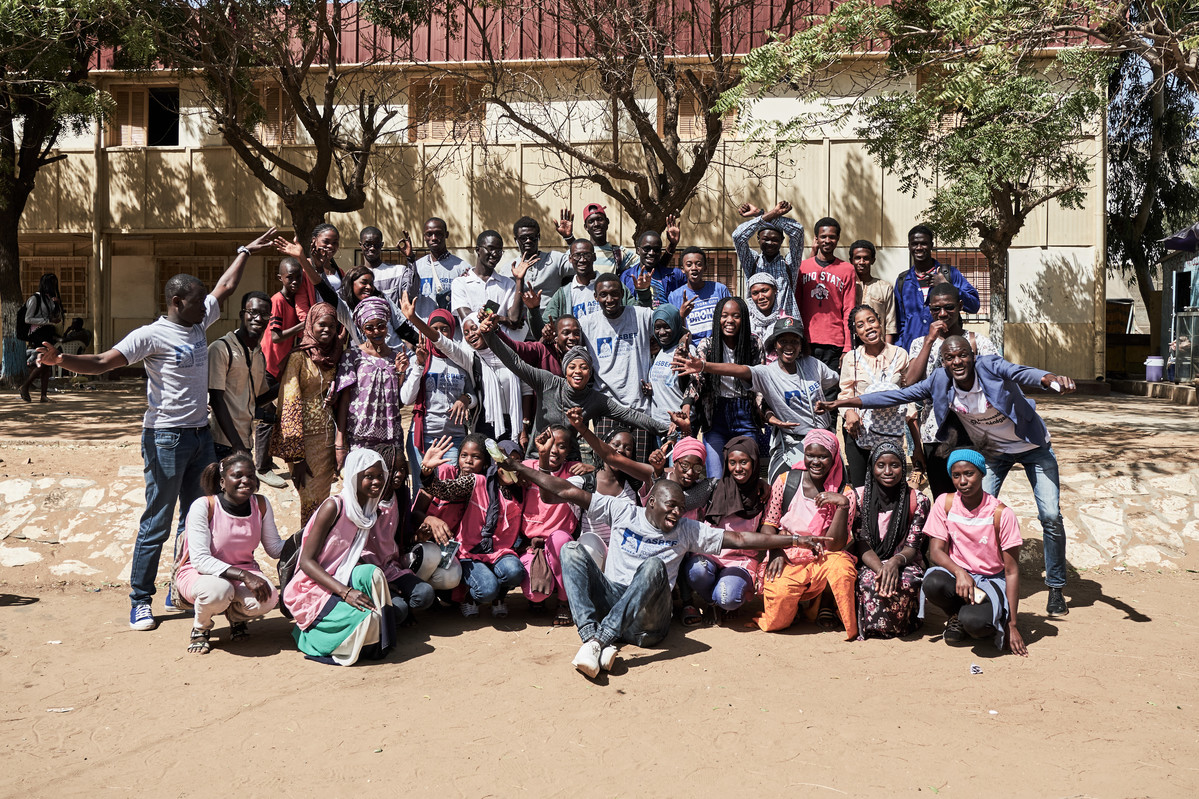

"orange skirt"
[755, 551, 858, 640]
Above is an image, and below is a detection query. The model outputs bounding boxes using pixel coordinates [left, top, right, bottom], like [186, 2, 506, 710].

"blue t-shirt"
[668, 281, 731, 340]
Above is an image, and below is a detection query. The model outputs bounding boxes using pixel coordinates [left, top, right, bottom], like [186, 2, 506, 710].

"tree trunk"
[284, 199, 328, 246]
[0, 211, 27, 387]
[985, 245, 1008, 357]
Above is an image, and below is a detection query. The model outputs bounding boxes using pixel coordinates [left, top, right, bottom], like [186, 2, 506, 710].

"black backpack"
[15, 297, 36, 342]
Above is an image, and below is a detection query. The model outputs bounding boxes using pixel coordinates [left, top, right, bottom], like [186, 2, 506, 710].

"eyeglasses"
[243, 310, 270, 319]
[674, 461, 704, 475]
[570, 254, 597, 263]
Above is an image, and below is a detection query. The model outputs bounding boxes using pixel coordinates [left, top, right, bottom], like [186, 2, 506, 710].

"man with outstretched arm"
[815, 334, 1077, 618]
[37, 229, 275, 632]
[505, 455, 828, 679]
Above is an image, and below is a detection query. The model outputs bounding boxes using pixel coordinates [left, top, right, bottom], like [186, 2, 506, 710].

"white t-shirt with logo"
[750, 357, 840, 432]
[580, 305, 653, 411]
[114, 295, 221, 429]
[587, 493, 723, 588]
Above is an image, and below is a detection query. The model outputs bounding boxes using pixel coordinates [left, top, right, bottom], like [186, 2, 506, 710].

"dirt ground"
[1, 384, 1198, 797]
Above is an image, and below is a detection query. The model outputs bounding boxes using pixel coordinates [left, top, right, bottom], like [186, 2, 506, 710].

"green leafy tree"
[0, 0, 145, 384]
[1107, 52, 1199, 314]
[725, 0, 1106, 353]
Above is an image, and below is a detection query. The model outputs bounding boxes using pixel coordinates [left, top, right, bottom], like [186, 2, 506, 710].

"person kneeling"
[174, 453, 283, 654]
[922, 450, 1027, 656]
[506, 456, 803, 679]
[283, 450, 397, 665]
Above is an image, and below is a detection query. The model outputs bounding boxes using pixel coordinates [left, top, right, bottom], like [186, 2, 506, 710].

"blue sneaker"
[129, 604, 157, 631]
[164, 585, 182, 612]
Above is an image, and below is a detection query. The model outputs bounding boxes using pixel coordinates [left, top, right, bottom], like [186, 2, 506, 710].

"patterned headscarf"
[797, 428, 845, 492]
[352, 296, 390, 331]
[297, 302, 343, 371]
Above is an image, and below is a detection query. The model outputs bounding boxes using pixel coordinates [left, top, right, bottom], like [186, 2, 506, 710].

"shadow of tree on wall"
[1016, 253, 1092, 324]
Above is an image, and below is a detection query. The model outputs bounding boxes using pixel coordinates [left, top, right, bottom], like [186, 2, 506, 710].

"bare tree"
[413, 0, 795, 237]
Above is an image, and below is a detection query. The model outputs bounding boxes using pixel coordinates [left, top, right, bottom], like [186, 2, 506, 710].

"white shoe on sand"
[572, 640, 602, 678]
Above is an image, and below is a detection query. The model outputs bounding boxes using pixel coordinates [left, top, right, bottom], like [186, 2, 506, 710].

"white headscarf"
[746, 272, 781, 344]
[333, 448, 389, 585]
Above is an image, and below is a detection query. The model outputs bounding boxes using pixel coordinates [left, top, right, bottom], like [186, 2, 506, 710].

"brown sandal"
[188, 627, 212, 654]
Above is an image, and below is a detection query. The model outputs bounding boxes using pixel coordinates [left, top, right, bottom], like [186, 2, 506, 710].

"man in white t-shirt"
[451, 230, 528, 333]
[38, 230, 273, 632]
[508, 458, 803, 678]
[578, 272, 657, 461]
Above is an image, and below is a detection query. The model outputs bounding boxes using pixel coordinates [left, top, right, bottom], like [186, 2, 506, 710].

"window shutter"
[108, 88, 147, 146]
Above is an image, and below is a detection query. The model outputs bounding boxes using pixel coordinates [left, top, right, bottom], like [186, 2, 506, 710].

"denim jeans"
[681, 554, 754, 611]
[460, 553, 526, 604]
[703, 397, 768, 479]
[983, 443, 1067, 588]
[130, 427, 216, 605]
[561, 541, 672, 648]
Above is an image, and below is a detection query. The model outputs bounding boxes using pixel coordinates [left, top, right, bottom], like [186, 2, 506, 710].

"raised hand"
[738, 202, 762, 218]
[398, 230, 413, 259]
[522, 288, 542, 309]
[394, 348, 410, 375]
[272, 235, 305, 260]
[648, 441, 670, 474]
[671, 350, 705, 376]
[633, 265, 653, 292]
[476, 313, 500, 336]
[421, 435, 455, 472]
[556, 208, 574, 239]
[534, 427, 554, 455]
[565, 406, 587, 429]
[415, 344, 429, 368]
[397, 290, 417, 322]
[763, 200, 792, 222]
[512, 255, 535, 282]
[244, 227, 279, 254]
[679, 294, 695, 320]
[540, 322, 555, 345]
[664, 214, 681, 247]
[668, 410, 692, 435]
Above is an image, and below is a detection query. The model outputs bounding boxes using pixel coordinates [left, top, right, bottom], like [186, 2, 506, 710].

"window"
[407, 76, 485, 143]
[915, 70, 967, 135]
[930, 247, 994, 322]
[107, 86, 180, 146]
[256, 83, 297, 146]
[658, 82, 737, 141]
[20, 257, 89, 317]
[156, 257, 231, 317]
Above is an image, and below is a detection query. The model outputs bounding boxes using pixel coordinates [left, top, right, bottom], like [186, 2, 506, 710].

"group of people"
[36, 200, 1077, 676]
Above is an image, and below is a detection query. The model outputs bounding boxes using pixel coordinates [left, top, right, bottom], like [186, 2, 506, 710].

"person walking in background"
[18, 273, 64, 403]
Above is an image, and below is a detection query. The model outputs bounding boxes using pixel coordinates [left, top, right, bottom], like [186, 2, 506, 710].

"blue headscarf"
[946, 448, 987, 476]
[652, 303, 684, 349]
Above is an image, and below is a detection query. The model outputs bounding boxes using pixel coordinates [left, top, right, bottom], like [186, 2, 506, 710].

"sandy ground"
[1, 384, 1198, 797]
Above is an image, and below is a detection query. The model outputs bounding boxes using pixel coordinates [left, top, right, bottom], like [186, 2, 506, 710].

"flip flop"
[681, 604, 703, 627]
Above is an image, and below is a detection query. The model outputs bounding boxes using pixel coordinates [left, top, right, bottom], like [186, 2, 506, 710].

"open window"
[407, 76, 485, 143]
[108, 86, 180, 147]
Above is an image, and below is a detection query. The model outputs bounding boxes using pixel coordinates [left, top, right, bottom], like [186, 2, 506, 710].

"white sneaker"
[461, 600, 480, 618]
[256, 470, 287, 489]
[572, 639, 602, 678]
[599, 645, 619, 672]
[491, 600, 509, 618]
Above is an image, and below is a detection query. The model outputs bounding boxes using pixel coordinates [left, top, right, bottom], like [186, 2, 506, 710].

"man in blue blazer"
[895, 226, 981, 349]
[818, 335, 1077, 617]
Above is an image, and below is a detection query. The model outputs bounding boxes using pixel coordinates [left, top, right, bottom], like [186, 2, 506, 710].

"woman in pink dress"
[174, 453, 284, 654]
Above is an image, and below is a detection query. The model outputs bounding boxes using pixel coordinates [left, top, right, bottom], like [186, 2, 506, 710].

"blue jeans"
[130, 427, 216, 605]
[561, 541, 672, 648]
[983, 443, 1067, 589]
[681, 554, 754, 611]
[460, 553, 525, 603]
[703, 397, 767, 479]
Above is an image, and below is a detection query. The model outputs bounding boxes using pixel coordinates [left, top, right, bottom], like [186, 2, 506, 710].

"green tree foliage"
[1107, 51, 1199, 312]
[725, 0, 1107, 353]
[0, 0, 144, 383]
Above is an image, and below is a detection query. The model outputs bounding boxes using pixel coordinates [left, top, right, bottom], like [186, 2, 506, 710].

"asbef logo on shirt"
[173, 343, 202, 368]
[618, 527, 679, 556]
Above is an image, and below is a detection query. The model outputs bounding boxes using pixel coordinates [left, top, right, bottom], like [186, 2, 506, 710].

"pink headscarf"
[794, 429, 844, 491]
[671, 436, 706, 464]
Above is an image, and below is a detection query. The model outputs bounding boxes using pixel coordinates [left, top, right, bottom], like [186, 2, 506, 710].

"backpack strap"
[993, 502, 1008, 566]
[780, 469, 804, 516]
[908, 487, 918, 519]
[942, 493, 953, 514]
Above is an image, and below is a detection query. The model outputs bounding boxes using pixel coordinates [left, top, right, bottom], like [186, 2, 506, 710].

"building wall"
[17, 73, 1106, 375]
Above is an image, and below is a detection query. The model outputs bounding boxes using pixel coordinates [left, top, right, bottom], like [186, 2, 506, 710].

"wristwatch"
[237, 245, 251, 256]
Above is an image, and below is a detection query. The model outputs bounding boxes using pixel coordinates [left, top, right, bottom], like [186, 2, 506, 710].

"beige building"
[17, 70, 1105, 377]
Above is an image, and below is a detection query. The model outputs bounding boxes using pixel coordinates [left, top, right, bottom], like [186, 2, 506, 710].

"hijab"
[860, 440, 911, 560]
[705, 436, 769, 523]
[333, 448, 389, 585]
[793, 428, 847, 538]
[652, 303, 684, 350]
[746, 272, 780, 341]
[297, 302, 343, 371]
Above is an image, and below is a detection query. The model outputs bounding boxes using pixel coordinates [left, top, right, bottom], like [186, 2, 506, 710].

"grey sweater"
[483, 330, 669, 439]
